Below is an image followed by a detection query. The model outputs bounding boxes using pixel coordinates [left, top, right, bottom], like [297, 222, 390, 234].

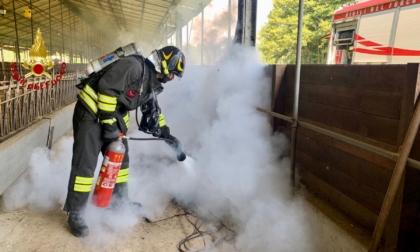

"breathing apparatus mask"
[138, 97, 161, 137]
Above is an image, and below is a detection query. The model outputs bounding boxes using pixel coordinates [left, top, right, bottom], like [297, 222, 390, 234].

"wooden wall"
[272, 64, 420, 251]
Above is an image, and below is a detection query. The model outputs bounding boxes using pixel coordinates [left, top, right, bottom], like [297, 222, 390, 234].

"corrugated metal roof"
[0, 0, 210, 56]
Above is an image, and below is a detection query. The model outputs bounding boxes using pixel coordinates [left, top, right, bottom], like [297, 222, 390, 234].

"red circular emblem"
[33, 64, 44, 75]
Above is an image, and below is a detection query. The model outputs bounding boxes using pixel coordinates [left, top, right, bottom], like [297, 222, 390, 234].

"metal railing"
[0, 65, 84, 140]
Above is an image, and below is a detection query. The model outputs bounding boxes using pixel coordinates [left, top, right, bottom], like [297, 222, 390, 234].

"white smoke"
[125, 45, 319, 251]
[2, 45, 321, 251]
[2, 137, 73, 212]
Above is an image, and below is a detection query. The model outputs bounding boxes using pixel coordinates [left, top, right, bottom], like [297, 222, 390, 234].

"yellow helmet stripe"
[177, 59, 183, 71]
[162, 51, 173, 60]
[162, 60, 169, 74]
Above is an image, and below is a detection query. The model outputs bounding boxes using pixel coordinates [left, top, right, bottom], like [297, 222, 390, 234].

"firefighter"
[64, 46, 186, 237]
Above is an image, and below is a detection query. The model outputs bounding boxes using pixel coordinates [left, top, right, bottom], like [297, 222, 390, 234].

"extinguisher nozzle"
[177, 152, 186, 162]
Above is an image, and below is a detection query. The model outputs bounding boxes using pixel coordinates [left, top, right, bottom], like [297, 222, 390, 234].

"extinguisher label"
[101, 178, 116, 189]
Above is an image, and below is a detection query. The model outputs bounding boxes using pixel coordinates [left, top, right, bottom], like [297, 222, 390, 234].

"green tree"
[258, 0, 354, 64]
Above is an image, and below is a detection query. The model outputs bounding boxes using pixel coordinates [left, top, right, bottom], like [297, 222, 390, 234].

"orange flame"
[29, 28, 47, 60]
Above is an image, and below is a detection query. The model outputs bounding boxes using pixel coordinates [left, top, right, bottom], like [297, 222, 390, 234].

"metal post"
[243, 0, 257, 46]
[49, 0, 52, 56]
[176, 12, 182, 50]
[89, 28, 92, 61]
[163, 24, 167, 46]
[73, 13, 77, 63]
[87, 27, 90, 61]
[61, 3, 64, 62]
[186, 22, 189, 54]
[176, 12, 179, 47]
[30, 0, 34, 44]
[369, 102, 420, 251]
[68, 10, 73, 64]
[170, 14, 173, 45]
[228, 0, 231, 43]
[1, 43, 5, 73]
[201, 1, 204, 65]
[12, 0, 21, 74]
[290, 0, 304, 188]
[82, 22, 84, 63]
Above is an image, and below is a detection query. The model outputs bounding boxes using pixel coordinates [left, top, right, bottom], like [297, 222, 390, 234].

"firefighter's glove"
[160, 126, 186, 162]
[99, 112, 120, 142]
[102, 123, 120, 142]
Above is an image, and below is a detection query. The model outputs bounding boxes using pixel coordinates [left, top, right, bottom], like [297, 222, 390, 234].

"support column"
[170, 14, 173, 45]
[186, 22, 189, 53]
[30, 0, 34, 44]
[68, 9, 73, 64]
[176, 11, 182, 49]
[12, 0, 21, 74]
[81, 22, 84, 63]
[49, 0, 52, 56]
[228, 0, 231, 43]
[234, 0, 257, 46]
[89, 28, 92, 61]
[201, 1, 204, 65]
[162, 24, 167, 46]
[61, 3, 64, 62]
[290, 0, 304, 188]
[73, 13, 77, 63]
[1, 42, 5, 74]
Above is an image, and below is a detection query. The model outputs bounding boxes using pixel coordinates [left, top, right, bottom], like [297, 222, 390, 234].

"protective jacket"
[77, 55, 166, 132]
[64, 55, 169, 213]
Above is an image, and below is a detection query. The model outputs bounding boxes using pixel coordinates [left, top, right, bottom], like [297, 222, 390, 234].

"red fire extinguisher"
[92, 133, 126, 208]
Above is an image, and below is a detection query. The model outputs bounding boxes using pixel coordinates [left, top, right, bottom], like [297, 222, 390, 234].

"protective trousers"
[63, 101, 130, 212]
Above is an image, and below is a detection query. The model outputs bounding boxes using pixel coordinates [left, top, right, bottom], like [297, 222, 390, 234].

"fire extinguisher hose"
[121, 136, 176, 144]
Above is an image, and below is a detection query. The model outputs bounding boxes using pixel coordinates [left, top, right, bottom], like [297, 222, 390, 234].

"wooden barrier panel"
[272, 64, 420, 250]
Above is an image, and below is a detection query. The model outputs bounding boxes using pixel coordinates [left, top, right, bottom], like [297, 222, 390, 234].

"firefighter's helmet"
[146, 46, 185, 83]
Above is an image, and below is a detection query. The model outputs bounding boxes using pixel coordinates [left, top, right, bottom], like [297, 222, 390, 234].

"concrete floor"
[0, 128, 230, 252]
[0, 128, 371, 252]
[0, 192, 371, 252]
[0, 202, 211, 252]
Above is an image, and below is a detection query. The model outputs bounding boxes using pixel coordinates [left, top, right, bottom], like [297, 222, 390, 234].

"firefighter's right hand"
[102, 122, 120, 142]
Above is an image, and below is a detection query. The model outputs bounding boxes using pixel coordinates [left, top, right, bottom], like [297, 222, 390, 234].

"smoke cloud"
[3, 44, 321, 251]
[126, 44, 319, 251]
[2, 0, 323, 247]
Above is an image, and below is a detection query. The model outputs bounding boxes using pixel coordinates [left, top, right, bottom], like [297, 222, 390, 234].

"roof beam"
[107, 0, 126, 30]
[116, 0, 128, 29]
[69, 1, 163, 22]
[140, 0, 145, 34]
[152, 0, 178, 41]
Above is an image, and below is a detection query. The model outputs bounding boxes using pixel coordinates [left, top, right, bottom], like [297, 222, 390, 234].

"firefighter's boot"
[67, 212, 89, 237]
